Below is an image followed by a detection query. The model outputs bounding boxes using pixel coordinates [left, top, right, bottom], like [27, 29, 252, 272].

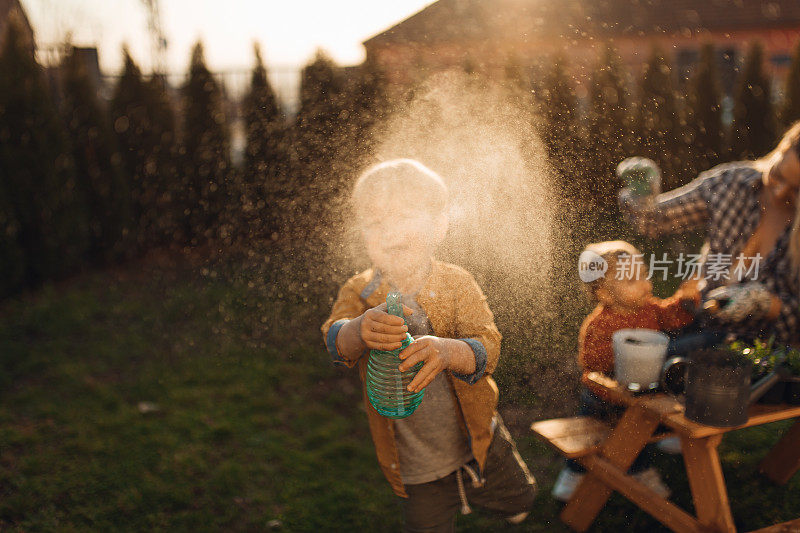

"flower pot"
[613, 329, 669, 392]
[684, 349, 751, 427]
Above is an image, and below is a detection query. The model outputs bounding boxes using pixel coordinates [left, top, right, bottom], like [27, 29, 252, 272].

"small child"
[322, 159, 536, 530]
[551, 240, 700, 502]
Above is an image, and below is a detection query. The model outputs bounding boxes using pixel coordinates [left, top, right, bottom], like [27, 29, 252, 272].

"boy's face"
[600, 256, 653, 310]
[359, 197, 445, 281]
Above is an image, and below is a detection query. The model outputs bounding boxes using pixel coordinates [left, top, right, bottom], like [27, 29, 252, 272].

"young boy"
[551, 240, 700, 502]
[322, 159, 536, 531]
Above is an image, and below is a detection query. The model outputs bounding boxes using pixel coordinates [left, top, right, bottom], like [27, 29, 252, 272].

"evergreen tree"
[586, 45, 632, 215]
[536, 56, 582, 201]
[339, 58, 388, 168]
[0, 182, 25, 297]
[180, 42, 232, 244]
[309, 58, 393, 271]
[291, 50, 345, 237]
[0, 14, 88, 288]
[781, 39, 800, 128]
[61, 46, 132, 263]
[730, 42, 776, 159]
[111, 49, 151, 247]
[242, 43, 285, 239]
[111, 49, 179, 248]
[636, 47, 685, 190]
[295, 50, 344, 168]
[686, 43, 724, 174]
[142, 73, 178, 245]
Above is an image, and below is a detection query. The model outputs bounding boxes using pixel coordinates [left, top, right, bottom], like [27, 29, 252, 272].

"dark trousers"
[400, 416, 536, 533]
[565, 387, 653, 474]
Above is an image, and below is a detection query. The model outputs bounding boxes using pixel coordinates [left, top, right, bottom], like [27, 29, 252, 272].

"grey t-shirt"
[393, 294, 473, 485]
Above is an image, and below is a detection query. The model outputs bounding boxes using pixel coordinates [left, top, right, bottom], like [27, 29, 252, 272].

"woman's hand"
[706, 282, 782, 322]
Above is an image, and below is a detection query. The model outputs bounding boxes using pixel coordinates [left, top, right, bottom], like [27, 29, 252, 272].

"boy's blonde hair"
[581, 240, 642, 302]
[351, 159, 448, 218]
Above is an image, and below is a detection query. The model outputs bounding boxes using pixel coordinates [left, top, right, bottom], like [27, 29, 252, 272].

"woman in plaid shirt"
[620, 122, 800, 346]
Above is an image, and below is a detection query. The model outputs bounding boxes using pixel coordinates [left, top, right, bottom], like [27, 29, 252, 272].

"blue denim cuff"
[326, 319, 350, 366]
[451, 338, 487, 385]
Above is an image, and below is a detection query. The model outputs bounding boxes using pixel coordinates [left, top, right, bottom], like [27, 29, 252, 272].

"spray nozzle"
[616, 156, 661, 197]
[386, 291, 405, 322]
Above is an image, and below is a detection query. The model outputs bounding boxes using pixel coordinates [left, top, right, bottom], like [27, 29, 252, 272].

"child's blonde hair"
[581, 240, 642, 302]
[351, 159, 448, 218]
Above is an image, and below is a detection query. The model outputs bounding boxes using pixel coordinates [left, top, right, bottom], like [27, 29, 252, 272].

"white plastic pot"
[612, 328, 670, 392]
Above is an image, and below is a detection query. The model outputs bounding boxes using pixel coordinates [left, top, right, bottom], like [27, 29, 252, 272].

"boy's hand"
[675, 277, 702, 303]
[398, 336, 451, 393]
[359, 303, 413, 351]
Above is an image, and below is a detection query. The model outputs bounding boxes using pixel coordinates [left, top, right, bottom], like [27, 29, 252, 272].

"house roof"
[363, 0, 800, 47]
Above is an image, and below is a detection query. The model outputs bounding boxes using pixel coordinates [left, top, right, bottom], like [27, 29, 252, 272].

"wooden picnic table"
[556, 372, 800, 533]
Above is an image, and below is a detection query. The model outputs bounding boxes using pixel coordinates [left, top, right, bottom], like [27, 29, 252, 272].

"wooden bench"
[556, 373, 800, 532]
[748, 518, 800, 532]
[531, 416, 611, 459]
[531, 416, 676, 459]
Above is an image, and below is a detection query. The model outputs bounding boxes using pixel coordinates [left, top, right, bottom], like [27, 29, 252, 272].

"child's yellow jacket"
[322, 260, 502, 497]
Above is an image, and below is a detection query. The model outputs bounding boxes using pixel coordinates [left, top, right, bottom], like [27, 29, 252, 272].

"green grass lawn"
[1, 253, 798, 531]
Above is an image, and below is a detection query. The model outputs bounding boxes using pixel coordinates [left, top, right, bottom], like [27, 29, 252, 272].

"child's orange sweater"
[578, 296, 694, 403]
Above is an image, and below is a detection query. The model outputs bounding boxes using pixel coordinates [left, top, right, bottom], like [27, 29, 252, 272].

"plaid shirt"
[624, 162, 800, 345]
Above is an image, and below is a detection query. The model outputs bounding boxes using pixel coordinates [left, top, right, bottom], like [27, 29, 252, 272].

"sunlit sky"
[21, 0, 434, 74]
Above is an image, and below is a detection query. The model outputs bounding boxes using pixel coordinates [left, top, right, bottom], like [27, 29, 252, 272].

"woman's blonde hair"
[792, 189, 800, 287]
[755, 121, 800, 286]
[782, 122, 800, 286]
[755, 120, 800, 171]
